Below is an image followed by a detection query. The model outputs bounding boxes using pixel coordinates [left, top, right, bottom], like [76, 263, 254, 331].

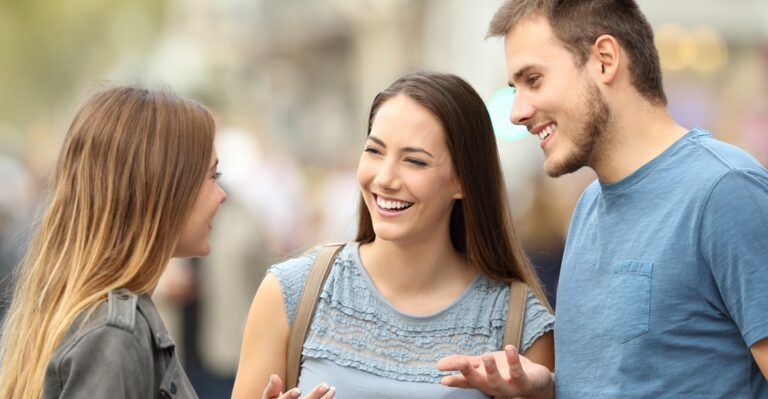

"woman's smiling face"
[357, 93, 463, 244]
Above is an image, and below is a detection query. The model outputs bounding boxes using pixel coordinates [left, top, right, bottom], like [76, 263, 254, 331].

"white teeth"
[538, 124, 556, 141]
[376, 196, 413, 210]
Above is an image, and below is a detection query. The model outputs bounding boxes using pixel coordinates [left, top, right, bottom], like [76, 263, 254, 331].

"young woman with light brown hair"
[0, 86, 227, 398]
[233, 72, 554, 399]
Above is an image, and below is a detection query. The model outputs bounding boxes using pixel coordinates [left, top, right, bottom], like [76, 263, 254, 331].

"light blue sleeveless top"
[269, 242, 554, 398]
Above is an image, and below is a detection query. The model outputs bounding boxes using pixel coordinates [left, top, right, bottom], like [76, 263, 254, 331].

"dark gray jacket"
[43, 289, 198, 398]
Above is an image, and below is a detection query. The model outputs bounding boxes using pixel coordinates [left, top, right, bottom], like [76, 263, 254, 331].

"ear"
[453, 182, 464, 200]
[592, 34, 621, 84]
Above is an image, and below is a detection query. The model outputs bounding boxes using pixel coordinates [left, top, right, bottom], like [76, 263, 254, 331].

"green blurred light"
[487, 86, 529, 141]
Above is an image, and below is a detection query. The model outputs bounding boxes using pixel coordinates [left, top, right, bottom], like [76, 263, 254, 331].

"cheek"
[356, 160, 373, 187]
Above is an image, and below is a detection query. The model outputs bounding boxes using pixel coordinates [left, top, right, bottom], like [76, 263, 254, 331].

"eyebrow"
[367, 135, 435, 158]
[208, 159, 219, 171]
[509, 65, 536, 88]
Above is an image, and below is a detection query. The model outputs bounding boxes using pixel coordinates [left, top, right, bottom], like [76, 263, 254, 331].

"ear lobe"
[453, 183, 464, 200]
[593, 34, 620, 83]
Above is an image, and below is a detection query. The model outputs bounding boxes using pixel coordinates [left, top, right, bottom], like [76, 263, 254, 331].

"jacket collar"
[136, 294, 177, 349]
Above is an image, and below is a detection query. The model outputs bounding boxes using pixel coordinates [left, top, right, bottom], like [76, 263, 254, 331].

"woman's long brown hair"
[356, 72, 550, 307]
[0, 86, 215, 398]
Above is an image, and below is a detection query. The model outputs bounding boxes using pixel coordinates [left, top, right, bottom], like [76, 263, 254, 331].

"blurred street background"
[0, 1, 766, 396]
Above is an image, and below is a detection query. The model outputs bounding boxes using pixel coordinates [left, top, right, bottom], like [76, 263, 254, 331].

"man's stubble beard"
[545, 81, 611, 178]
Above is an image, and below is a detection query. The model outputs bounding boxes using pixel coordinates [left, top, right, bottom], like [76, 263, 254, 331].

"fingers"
[504, 345, 525, 380]
[482, 353, 507, 392]
[262, 374, 284, 399]
[440, 374, 472, 388]
[453, 356, 493, 388]
[278, 390, 301, 399]
[438, 355, 488, 389]
[302, 383, 336, 399]
[436, 354, 483, 371]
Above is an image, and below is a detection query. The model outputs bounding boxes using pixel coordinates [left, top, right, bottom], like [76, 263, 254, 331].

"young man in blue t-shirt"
[437, 0, 768, 397]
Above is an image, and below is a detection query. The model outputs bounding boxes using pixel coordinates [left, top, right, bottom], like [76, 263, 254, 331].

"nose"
[510, 91, 535, 126]
[373, 159, 401, 191]
[218, 184, 228, 204]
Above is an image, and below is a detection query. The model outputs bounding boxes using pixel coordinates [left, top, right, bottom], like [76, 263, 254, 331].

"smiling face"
[505, 15, 611, 177]
[174, 148, 227, 258]
[357, 94, 463, 244]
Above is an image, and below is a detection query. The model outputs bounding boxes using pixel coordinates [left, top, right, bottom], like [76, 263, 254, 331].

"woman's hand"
[262, 374, 336, 399]
[437, 345, 554, 399]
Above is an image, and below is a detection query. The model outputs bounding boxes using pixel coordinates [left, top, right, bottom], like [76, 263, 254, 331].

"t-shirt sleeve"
[521, 288, 555, 353]
[699, 169, 768, 347]
[267, 248, 318, 326]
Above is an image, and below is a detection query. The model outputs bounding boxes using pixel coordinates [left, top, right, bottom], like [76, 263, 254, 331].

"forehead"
[370, 94, 446, 145]
[503, 15, 575, 78]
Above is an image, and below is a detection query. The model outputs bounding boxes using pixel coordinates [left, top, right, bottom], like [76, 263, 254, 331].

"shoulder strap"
[494, 279, 528, 399]
[502, 279, 528, 350]
[285, 243, 345, 390]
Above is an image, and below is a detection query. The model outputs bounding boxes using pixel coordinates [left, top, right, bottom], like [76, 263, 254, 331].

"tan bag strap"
[285, 243, 345, 390]
[502, 280, 528, 349]
[494, 279, 528, 399]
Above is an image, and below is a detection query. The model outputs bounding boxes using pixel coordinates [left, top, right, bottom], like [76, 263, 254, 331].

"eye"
[526, 74, 541, 87]
[405, 158, 428, 167]
[212, 171, 222, 180]
[364, 146, 382, 155]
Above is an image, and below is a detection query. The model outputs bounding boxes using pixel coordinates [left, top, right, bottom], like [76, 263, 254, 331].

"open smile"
[531, 122, 557, 150]
[374, 194, 414, 215]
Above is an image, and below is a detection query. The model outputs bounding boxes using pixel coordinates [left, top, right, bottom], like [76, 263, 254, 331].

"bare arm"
[232, 273, 290, 398]
[751, 338, 768, 379]
[522, 331, 554, 372]
[232, 273, 336, 399]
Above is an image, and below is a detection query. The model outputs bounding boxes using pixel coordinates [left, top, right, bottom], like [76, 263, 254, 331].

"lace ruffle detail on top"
[269, 243, 554, 383]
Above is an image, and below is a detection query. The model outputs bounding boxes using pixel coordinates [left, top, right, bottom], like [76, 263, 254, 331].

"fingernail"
[291, 388, 301, 398]
[321, 383, 330, 392]
[328, 386, 336, 396]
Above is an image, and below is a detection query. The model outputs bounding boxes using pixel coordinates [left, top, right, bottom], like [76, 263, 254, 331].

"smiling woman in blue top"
[232, 72, 555, 399]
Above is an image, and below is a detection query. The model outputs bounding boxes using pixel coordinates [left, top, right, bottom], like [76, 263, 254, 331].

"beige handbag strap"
[494, 279, 528, 399]
[285, 243, 345, 390]
[503, 280, 528, 349]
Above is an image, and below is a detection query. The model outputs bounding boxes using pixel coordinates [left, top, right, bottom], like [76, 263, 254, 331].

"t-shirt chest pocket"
[607, 260, 653, 343]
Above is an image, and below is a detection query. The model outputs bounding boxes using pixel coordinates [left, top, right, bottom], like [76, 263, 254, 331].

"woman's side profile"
[0, 86, 227, 398]
[232, 71, 554, 399]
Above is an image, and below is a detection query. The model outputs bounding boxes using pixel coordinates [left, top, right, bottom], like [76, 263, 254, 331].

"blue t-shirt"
[555, 129, 768, 398]
[270, 242, 554, 398]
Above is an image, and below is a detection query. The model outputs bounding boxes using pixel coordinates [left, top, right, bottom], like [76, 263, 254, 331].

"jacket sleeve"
[46, 325, 153, 399]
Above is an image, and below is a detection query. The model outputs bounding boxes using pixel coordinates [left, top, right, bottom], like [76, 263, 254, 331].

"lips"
[374, 194, 414, 213]
[531, 122, 557, 150]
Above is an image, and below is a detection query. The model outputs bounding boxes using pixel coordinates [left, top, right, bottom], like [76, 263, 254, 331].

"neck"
[359, 236, 473, 296]
[591, 99, 688, 183]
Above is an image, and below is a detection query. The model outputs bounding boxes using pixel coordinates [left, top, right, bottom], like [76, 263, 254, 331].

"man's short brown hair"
[489, 0, 666, 106]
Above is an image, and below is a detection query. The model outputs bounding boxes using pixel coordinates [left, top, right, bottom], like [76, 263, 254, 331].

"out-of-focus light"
[655, 23, 728, 75]
[487, 87, 529, 141]
[690, 25, 728, 74]
[656, 24, 696, 72]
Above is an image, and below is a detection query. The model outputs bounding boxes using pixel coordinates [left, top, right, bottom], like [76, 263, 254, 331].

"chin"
[544, 151, 587, 177]
[173, 244, 211, 259]
[371, 226, 406, 242]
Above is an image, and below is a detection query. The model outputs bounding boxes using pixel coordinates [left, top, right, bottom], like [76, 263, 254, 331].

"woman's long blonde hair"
[0, 86, 215, 398]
